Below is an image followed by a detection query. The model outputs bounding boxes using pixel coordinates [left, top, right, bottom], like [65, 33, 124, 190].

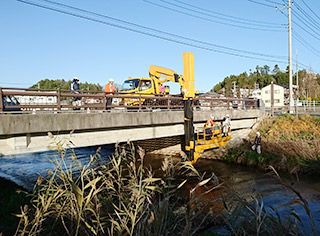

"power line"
[299, 0, 320, 23]
[248, 0, 276, 8]
[16, 0, 319, 74]
[294, 2, 320, 31]
[292, 30, 320, 58]
[264, 0, 283, 5]
[292, 10, 320, 38]
[168, 0, 284, 27]
[18, 0, 288, 62]
[143, 0, 284, 32]
[279, 8, 320, 41]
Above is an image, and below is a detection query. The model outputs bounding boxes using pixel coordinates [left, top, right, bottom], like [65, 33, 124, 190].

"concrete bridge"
[0, 109, 261, 156]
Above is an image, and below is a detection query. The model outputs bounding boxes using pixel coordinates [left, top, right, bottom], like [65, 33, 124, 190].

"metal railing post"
[103, 94, 107, 110]
[0, 88, 3, 112]
[57, 88, 61, 111]
[139, 94, 142, 111]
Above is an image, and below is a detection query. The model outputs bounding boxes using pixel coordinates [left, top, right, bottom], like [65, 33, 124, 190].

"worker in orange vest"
[206, 115, 215, 127]
[105, 78, 116, 110]
[204, 115, 215, 140]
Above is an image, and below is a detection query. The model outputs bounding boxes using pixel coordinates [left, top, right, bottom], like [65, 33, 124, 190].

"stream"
[0, 147, 319, 234]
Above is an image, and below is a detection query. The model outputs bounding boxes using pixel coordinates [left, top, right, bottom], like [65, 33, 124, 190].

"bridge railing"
[0, 87, 258, 113]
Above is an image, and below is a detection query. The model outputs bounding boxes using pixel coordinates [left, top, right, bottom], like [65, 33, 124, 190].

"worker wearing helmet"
[204, 115, 215, 140]
[105, 78, 115, 94]
[252, 131, 262, 154]
[105, 78, 116, 110]
[70, 77, 82, 110]
[222, 114, 231, 136]
[206, 115, 215, 128]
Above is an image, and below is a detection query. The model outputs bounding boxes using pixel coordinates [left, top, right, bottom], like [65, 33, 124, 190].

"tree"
[30, 79, 102, 91]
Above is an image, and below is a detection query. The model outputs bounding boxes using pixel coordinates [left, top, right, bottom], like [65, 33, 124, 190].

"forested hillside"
[213, 65, 320, 99]
[30, 79, 102, 91]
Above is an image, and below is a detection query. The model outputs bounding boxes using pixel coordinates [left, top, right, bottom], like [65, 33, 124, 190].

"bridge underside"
[135, 135, 183, 153]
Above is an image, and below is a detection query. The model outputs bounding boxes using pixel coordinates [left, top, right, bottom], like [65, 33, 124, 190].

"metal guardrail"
[265, 100, 320, 115]
[0, 87, 258, 113]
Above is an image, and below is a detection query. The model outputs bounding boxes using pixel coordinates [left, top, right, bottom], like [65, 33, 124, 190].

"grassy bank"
[225, 114, 320, 175]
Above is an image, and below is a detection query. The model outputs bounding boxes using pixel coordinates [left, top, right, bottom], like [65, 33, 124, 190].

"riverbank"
[224, 114, 320, 175]
[150, 114, 320, 175]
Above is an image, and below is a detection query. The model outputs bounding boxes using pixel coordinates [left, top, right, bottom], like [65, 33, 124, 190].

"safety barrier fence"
[0, 87, 258, 113]
[264, 100, 320, 115]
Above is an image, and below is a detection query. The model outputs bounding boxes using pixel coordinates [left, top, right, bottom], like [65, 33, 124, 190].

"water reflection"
[144, 154, 320, 235]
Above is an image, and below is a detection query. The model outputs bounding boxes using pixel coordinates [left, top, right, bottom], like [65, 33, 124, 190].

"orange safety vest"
[105, 82, 115, 94]
[206, 119, 215, 127]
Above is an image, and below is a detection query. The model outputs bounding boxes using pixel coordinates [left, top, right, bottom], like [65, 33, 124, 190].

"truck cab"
[120, 78, 157, 94]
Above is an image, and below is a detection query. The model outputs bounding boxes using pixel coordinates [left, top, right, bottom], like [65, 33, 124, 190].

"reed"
[14, 134, 220, 235]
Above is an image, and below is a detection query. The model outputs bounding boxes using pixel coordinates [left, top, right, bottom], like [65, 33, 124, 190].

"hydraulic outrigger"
[181, 52, 231, 165]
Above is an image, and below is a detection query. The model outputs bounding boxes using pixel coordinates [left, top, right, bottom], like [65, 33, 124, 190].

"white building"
[16, 92, 57, 105]
[261, 84, 285, 108]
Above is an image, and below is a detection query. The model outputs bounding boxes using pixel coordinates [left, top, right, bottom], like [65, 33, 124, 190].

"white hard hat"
[73, 77, 79, 81]
[256, 131, 260, 136]
[109, 78, 114, 82]
[210, 115, 215, 120]
[226, 114, 230, 117]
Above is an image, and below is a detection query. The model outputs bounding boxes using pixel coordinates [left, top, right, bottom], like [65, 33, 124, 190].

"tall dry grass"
[14, 133, 221, 236]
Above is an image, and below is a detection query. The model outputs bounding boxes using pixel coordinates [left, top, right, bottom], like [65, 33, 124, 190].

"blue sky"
[1, 0, 320, 93]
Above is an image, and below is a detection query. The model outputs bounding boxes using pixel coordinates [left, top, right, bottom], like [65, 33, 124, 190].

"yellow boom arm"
[149, 65, 183, 84]
[149, 54, 195, 99]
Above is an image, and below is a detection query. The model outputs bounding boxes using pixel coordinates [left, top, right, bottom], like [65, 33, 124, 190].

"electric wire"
[18, 0, 288, 62]
[300, 0, 320, 22]
[264, 0, 283, 5]
[294, 2, 320, 31]
[248, 0, 276, 8]
[279, 8, 320, 41]
[160, 0, 283, 28]
[17, 0, 319, 74]
[292, 10, 320, 38]
[292, 30, 320, 58]
[168, 0, 284, 27]
[277, 9, 320, 71]
[143, 0, 284, 32]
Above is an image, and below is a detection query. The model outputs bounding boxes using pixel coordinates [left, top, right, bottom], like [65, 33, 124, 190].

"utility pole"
[271, 82, 274, 117]
[296, 50, 299, 116]
[232, 81, 237, 97]
[276, 1, 294, 113]
[288, 0, 294, 113]
[296, 50, 298, 89]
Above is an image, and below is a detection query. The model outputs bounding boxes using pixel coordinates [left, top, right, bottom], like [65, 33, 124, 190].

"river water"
[0, 148, 319, 234]
[0, 145, 114, 190]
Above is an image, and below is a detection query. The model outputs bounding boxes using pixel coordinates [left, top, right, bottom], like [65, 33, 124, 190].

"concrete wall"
[0, 109, 261, 156]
